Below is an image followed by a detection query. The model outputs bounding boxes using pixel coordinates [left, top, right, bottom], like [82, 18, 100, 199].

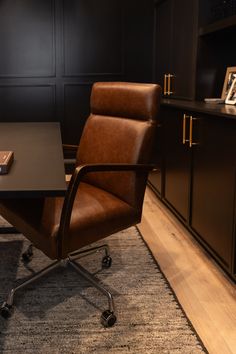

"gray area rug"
[0, 224, 207, 353]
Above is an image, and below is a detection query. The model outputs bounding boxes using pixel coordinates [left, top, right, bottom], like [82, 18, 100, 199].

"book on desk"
[0, 151, 14, 174]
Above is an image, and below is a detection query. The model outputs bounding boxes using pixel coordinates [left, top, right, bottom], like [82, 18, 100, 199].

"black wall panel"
[0, 85, 56, 121]
[63, 0, 124, 76]
[0, 0, 154, 144]
[63, 84, 92, 143]
[0, 0, 55, 77]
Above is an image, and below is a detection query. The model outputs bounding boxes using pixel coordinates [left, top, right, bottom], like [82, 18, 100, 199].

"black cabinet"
[151, 101, 236, 279]
[191, 115, 236, 271]
[154, 0, 172, 93]
[154, 0, 198, 100]
[149, 124, 163, 196]
[162, 107, 191, 221]
[148, 107, 164, 195]
[154, 0, 236, 102]
[151, 1, 236, 279]
[196, 1, 236, 100]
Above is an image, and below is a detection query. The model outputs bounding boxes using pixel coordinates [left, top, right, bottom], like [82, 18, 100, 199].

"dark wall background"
[0, 0, 154, 144]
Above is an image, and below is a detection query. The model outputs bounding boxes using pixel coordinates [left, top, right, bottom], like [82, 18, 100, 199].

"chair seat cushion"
[63, 182, 140, 257]
[0, 182, 140, 259]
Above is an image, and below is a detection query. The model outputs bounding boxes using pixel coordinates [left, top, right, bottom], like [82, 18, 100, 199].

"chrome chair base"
[0, 245, 116, 327]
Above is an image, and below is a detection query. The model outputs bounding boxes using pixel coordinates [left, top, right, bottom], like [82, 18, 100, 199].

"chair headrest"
[90, 82, 161, 121]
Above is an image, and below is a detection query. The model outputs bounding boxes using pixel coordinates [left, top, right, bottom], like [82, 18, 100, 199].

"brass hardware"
[168, 74, 174, 95]
[182, 114, 190, 144]
[164, 74, 167, 95]
[164, 74, 174, 95]
[167, 74, 171, 94]
[183, 114, 186, 144]
[182, 114, 198, 147]
[189, 116, 198, 148]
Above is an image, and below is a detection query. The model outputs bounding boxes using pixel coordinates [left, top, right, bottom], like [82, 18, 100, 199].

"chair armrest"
[74, 163, 154, 174]
[62, 144, 78, 153]
[58, 163, 154, 246]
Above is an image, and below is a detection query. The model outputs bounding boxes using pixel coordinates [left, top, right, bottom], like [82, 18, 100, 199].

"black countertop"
[161, 98, 236, 119]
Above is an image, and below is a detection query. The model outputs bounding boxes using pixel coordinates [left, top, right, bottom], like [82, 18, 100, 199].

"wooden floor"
[138, 187, 236, 354]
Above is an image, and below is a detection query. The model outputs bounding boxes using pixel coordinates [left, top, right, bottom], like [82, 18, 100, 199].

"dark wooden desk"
[0, 122, 67, 198]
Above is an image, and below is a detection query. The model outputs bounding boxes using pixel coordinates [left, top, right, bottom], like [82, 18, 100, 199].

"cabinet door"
[154, 0, 172, 89]
[191, 116, 236, 270]
[163, 107, 191, 221]
[171, 0, 197, 99]
[148, 123, 163, 195]
[154, 0, 197, 99]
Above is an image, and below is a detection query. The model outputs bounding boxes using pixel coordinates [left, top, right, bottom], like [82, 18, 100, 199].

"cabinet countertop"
[161, 98, 236, 119]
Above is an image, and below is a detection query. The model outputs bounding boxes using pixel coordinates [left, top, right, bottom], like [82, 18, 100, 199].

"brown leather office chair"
[0, 82, 161, 327]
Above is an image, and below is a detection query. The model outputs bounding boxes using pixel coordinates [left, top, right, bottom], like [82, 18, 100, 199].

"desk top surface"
[0, 122, 67, 198]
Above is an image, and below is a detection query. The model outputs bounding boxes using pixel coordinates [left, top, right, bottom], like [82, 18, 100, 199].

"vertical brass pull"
[189, 116, 193, 147]
[168, 74, 174, 95]
[167, 74, 171, 94]
[189, 116, 198, 148]
[164, 74, 174, 95]
[183, 114, 187, 144]
[164, 74, 167, 95]
[183, 114, 190, 144]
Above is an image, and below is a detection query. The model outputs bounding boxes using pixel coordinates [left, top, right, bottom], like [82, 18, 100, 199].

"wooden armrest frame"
[62, 144, 78, 153]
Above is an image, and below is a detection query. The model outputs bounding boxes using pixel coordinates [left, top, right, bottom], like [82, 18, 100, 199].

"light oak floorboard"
[138, 187, 236, 354]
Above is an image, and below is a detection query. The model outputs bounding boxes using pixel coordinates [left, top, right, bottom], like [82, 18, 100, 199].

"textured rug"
[0, 225, 207, 354]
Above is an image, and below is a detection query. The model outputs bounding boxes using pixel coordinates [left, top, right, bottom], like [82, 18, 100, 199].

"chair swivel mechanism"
[0, 82, 161, 327]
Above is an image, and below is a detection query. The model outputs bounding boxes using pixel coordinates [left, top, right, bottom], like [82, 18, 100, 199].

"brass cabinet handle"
[164, 73, 174, 95]
[183, 114, 186, 144]
[189, 116, 198, 148]
[164, 74, 167, 95]
[168, 74, 174, 95]
[182, 114, 199, 147]
[167, 74, 171, 94]
[182, 114, 190, 144]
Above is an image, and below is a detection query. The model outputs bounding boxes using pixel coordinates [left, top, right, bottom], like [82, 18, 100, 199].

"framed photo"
[225, 78, 236, 105]
[221, 66, 236, 100]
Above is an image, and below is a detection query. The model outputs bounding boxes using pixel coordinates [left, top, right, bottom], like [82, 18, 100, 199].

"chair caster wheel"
[102, 255, 112, 268]
[101, 310, 116, 327]
[0, 302, 12, 319]
[22, 245, 33, 263]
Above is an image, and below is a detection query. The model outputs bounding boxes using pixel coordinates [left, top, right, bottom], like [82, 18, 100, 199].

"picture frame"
[221, 66, 236, 100]
[225, 78, 236, 105]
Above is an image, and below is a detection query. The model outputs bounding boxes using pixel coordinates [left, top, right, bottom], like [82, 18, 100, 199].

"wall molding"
[0, 0, 56, 78]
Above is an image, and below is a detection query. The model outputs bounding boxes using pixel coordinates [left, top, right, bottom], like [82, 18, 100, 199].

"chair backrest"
[76, 82, 161, 211]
